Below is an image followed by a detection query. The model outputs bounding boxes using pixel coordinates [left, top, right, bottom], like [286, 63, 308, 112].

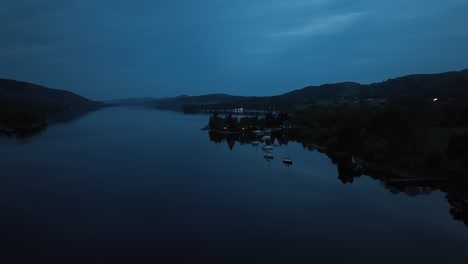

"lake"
[1, 107, 468, 263]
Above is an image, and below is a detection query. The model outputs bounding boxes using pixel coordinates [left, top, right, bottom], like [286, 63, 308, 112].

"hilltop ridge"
[150, 68, 468, 112]
[0, 78, 103, 112]
[1, 78, 104, 134]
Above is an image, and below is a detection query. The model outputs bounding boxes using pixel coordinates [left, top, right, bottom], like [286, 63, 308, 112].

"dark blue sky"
[1, 0, 467, 100]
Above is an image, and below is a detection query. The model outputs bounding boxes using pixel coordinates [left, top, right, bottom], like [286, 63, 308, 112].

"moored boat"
[262, 145, 273, 151]
[251, 141, 260, 146]
[264, 151, 274, 159]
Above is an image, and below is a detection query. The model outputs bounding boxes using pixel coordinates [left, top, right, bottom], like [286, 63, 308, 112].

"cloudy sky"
[1, 0, 467, 100]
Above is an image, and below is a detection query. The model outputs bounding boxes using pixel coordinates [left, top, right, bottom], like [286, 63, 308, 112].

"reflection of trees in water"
[16, 125, 47, 138]
[447, 194, 468, 227]
[326, 153, 362, 184]
[206, 129, 468, 228]
[360, 165, 438, 196]
[382, 183, 435, 196]
[1, 125, 47, 139]
[208, 131, 225, 144]
[226, 136, 236, 150]
[208, 130, 290, 150]
[208, 131, 248, 150]
[1, 109, 97, 139]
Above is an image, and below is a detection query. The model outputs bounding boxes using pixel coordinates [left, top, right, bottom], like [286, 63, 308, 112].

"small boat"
[254, 130, 263, 135]
[251, 141, 260, 146]
[264, 151, 274, 159]
[283, 158, 293, 165]
[262, 145, 273, 151]
[261, 135, 271, 140]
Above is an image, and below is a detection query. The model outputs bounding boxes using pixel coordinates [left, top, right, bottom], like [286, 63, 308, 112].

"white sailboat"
[262, 145, 273, 151]
[264, 151, 274, 159]
[251, 141, 260, 146]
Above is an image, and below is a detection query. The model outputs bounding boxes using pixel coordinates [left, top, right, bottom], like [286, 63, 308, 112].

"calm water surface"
[1, 108, 468, 263]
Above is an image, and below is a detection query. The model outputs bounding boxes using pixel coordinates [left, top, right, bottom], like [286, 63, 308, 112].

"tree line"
[208, 112, 290, 131]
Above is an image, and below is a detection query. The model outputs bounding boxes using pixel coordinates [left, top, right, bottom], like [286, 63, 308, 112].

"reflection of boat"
[271, 139, 280, 146]
[251, 141, 260, 146]
[254, 130, 263, 135]
[283, 158, 293, 165]
[262, 145, 273, 151]
[264, 151, 274, 159]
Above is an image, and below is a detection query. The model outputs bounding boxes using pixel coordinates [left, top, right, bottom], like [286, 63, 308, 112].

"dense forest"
[208, 112, 290, 132]
[292, 102, 468, 177]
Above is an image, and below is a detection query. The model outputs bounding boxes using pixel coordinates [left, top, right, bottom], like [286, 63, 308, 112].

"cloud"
[243, 11, 367, 56]
[271, 12, 366, 37]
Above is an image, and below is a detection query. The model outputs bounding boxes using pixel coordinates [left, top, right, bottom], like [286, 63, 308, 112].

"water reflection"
[448, 194, 468, 226]
[325, 153, 363, 184]
[207, 130, 468, 227]
[1, 110, 97, 139]
[0, 125, 47, 138]
[47, 109, 96, 125]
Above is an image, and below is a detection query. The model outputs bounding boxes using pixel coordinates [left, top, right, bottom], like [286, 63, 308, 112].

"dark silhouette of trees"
[226, 136, 236, 150]
[447, 194, 468, 226]
[225, 114, 239, 131]
[207, 112, 291, 132]
[208, 131, 224, 143]
[208, 112, 224, 130]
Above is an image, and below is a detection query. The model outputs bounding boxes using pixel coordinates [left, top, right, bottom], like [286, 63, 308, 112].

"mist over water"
[1, 107, 467, 263]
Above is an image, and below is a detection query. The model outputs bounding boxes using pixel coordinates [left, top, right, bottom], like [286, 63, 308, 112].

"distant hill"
[363, 69, 468, 102]
[166, 68, 468, 112]
[97, 68, 468, 112]
[0, 78, 103, 112]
